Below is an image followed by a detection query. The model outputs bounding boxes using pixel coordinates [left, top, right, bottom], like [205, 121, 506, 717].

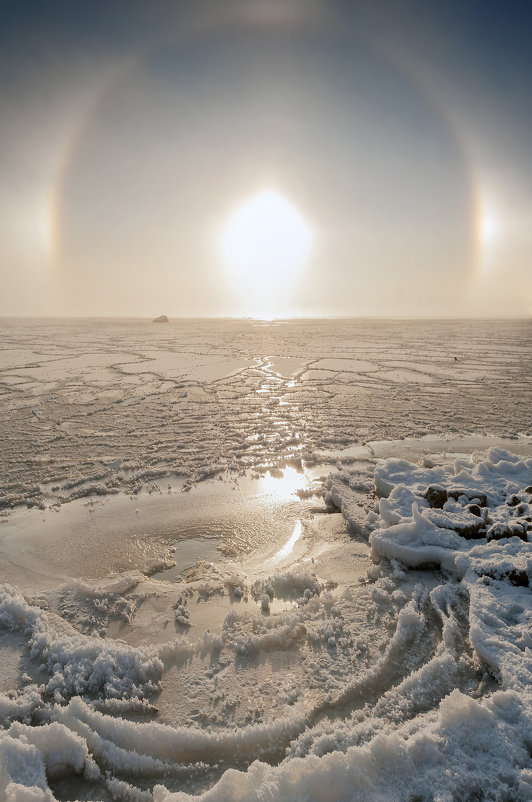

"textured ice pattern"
[1, 319, 531, 799]
[1, 449, 531, 800]
[1, 318, 530, 511]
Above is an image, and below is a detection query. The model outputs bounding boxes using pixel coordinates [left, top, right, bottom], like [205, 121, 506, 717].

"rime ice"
[0, 319, 531, 800]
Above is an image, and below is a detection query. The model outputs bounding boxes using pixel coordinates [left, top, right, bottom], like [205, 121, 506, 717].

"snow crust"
[1, 448, 531, 800]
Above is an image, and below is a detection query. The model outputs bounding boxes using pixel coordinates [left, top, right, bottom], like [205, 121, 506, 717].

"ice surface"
[0, 319, 531, 800]
[1, 445, 531, 799]
[1, 318, 530, 510]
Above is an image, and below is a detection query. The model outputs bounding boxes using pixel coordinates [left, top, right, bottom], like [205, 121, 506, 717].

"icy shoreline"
[0, 444, 531, 800]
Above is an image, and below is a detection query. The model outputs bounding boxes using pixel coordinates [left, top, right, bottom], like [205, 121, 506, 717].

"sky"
[1, 0, 531, 319]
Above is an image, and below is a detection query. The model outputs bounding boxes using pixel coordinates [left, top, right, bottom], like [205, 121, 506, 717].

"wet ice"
[0, 319, 530, 801]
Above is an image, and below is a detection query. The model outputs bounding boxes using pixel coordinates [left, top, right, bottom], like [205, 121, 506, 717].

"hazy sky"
[1, 0, 531, 318]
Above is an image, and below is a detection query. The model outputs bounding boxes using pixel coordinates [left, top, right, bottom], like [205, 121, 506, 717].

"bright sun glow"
[220, 189, 312, 314]
[259, 466, 306, 501]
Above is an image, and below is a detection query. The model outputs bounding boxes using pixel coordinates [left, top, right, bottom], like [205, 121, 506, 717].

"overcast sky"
[1, 0, 531, 318]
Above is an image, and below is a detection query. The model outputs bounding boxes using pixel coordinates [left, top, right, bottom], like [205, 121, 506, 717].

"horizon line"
[0, 314, 530, 322]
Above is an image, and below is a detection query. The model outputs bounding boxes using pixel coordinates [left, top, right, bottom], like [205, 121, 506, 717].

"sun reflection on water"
[271, 519, 302, 561]
[259, 466, 305, 500]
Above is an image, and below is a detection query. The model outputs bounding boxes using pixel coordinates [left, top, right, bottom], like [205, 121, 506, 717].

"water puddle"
[0, 465, 321, 589]
[156, 536, 222, 581]
[2, 437, 530, 593]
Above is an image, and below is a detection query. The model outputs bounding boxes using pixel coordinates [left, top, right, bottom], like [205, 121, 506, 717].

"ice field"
[0, 318, 531, 801]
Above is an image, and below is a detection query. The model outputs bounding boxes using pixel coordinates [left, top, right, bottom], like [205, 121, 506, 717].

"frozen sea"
[0, 318, 531, 801]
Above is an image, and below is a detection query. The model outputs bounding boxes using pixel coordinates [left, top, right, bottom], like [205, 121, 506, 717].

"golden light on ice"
[220, 190, 312, 310]
[259, 466, 306, 501]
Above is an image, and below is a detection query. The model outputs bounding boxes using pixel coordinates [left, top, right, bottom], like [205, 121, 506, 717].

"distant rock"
[152, 314, 169, 323]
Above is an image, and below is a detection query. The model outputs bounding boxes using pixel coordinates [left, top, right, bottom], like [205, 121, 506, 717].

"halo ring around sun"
[51, 38, 475, 284]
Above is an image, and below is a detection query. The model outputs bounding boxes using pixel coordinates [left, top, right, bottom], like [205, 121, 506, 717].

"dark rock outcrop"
[453, 520, 485, 540]
[425, 486, 448, 509]
[486, 522, 527, 542]
[448, 488, 488, 507]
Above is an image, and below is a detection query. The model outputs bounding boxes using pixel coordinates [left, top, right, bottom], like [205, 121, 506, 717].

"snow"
[0, 319, 531, 800]
[147, 448, 532, 801]
[151, 685, 532, 801]
[2, 439, 531, 800]
[0, 585, 163, 703]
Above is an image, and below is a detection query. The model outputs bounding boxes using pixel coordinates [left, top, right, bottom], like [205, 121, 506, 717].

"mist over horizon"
[1, 312, 531, 321]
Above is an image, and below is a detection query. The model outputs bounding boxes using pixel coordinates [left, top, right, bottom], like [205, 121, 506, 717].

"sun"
[220, 189, 312, 314]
